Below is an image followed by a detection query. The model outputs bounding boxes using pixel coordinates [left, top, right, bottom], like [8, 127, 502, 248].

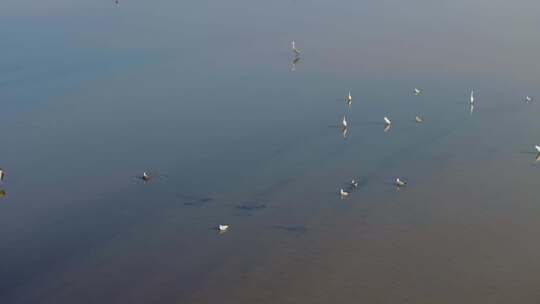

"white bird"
[0, 169, 4, 182]
[342, 115, 348, 128]
[340, 189, 349, 198]
[413, 88, 421, 95]
[351, 179, 359, 188]
[535, 145, 540, 153]
[384, 124, 391, 132]
[142, 172, 151, 181]
[395, 178, 407, 187]
[346, 91, 352, 106]
[469, 104, 474, 115]
[291, 41, 300, 55]
[470, 90, 475, 104]
[383, 116, 391, 125]
[415, 116, 423, 123]
[526, 96, 533, 103]
[218, 225, 229, 232]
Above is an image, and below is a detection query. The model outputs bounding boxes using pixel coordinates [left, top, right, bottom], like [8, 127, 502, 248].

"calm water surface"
[2, 0, 540, 303]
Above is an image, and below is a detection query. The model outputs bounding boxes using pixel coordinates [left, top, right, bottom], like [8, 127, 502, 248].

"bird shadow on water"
[235, 201, 267, 216]
[180, 194, 214, 207]
[273, 225, 307, 234]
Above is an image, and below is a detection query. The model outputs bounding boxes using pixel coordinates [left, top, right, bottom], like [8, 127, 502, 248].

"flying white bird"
[470, 90, 475, 104]
[342, 115, 348, 128]
[346, 91, 352, 106]
[340, 189, 350, 198]
[535, 145, 540, 153]
[291, 41, 300, 55]
[218, 225, 230, 232]
[142, 172, 151, 181]
[526, 96, 533, 103]
[413, 88, 421, 95]
[0, 169, 4, 182]
[395, 178, 407, 187]
[415, 116, 423, 123]
[351, 179, 359, 188]
[384, 116, 391, 125]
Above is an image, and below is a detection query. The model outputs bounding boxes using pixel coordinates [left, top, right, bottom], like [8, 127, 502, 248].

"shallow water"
[2, 0, 540, 303]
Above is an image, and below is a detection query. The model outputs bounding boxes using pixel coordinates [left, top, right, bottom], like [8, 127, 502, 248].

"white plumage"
[470, 90, 474, 104]
[218, 225, 229, 232]
[342, 115, 348, 128]
[395, 178, 407, 187]
[291, 41, 300, 55]
[384, 116, 391, 125]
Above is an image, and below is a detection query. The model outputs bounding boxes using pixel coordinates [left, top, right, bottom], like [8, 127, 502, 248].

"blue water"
[2, 0, 540, 303]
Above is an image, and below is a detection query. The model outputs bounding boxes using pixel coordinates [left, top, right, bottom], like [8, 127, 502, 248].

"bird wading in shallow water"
[142, 172, 151, 182]
[218, 225, 229, 233]
[291, 41, 301, 56]
[342, 115, 348, 128]
[395, 178, 407, 187]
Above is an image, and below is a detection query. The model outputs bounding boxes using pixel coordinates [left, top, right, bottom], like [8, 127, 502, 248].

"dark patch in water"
[273, 225, 307, 234]
[236, 201, 267, 211]
[182, 196, 213, 206]
[235, 201, 267, 216]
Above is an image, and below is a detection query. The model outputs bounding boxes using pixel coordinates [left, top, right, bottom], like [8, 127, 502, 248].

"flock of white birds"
[286, 41, 538, 201]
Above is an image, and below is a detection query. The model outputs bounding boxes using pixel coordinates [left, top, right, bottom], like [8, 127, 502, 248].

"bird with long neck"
[291, 41, 300, 55]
